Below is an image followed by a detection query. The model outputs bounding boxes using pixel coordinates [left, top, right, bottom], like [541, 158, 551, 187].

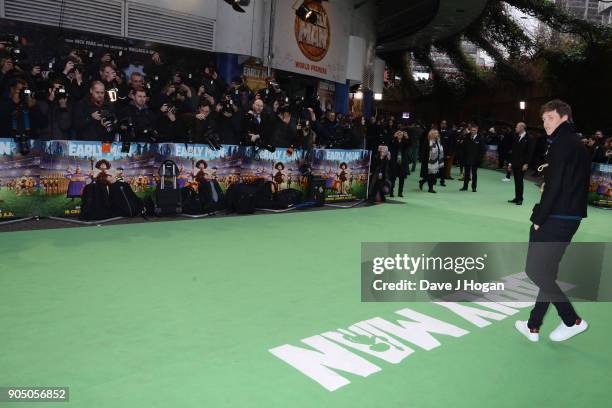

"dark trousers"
[526, 218, 580, 329]
[512, 165, 525, 201]
[462, 165, 478, 190]
[427, 173, 437, 191]
[444, 154, 454, 178]
[390, 175, 405, 196]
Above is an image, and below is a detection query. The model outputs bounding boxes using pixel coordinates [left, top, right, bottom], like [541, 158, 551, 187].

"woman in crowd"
[389, 128, 411, 197]
[419, 129, 444, 194]
[368, 145, 391, 203]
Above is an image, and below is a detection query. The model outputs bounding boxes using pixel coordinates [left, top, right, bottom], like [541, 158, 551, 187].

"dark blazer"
[530, 122, 590, 225]
[73, 98, 115, 141]
[510, 132, 534, 167]
[241, 111, 273, 145]
[390, 138, 411, 178]
[463, 133, 486, 166]
[439, 128, 455, 155]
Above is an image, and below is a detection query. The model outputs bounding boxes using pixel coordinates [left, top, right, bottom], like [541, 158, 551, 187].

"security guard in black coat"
[508, 122, 534, 205]
[460, 124, 485, 192]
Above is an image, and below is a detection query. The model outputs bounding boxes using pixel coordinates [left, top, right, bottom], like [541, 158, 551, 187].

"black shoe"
[472, 189, 477, 192]
[460, 187, 468, 191]
[398, 193, 404, 197]
[508, 199, 518, 203]
[419, 180, 425, 191]
[516, 200, 523, 205]
[428, 189, 437, 194]
[440, 182, 446, 187]
[389, 193, 394, 197]
[447, 177, 454, 180]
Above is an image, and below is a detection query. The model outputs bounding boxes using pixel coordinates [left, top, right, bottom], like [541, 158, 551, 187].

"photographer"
[99, 62, 127, 105]
[180, 99, 220, 146]
[37, 79, 73, 140]
[0, 78, 48, 139]
[0, 57, 17, 94]
[215, 92, 240, 145]
[308, 108, 349, 148]
[143, 52, 170, 96]
[159, 81, 195, 114]
[200, 65, 226, 101]
[57, 55, 87, 101]
[157, 102, 179, 142]
[270, 106, 297, 148]
[73, 81, 116, 141]
[118, 87, 157, 142]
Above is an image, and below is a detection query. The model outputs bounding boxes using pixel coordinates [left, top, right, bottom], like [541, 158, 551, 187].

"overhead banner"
[272, 0, 350, 83]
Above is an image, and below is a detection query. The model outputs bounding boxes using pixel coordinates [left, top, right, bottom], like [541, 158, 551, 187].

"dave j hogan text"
[372, 279, 505, 293]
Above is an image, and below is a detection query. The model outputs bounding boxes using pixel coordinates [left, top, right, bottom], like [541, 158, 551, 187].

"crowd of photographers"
[1, 35, 610, 168]
[0, 38, 373, 153]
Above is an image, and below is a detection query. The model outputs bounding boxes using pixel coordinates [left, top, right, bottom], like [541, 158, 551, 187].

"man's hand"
[91, 111, 102, 121]
[195, 113, 207, 120]
[307, 107, 316, 122]
[522, 164, 528, 172]
[249, 133, 260, 143]
[160, 104, 169, 113]
[26, 96, 36, 109]
[167, 112, 176, 122]
[533, 224, 540, 231]
[74, 68, 83, 85]
[48, 89, 55, 102]
[63, 61, 74, 75]
[507, 164, 512, 171]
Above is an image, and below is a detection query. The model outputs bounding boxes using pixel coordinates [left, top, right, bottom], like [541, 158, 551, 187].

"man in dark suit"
[439, 119, 455, 184]
[515, 99, 590, 343]
[242, 98, 273, 147]
[460, 124, 485, 192]
[508, 122, 534, 205]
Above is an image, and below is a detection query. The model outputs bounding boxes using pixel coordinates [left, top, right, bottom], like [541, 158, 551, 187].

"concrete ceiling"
[376, 0, 489, 53]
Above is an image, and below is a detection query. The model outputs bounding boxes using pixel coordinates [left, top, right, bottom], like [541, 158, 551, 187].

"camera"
[14, 134, 30, 155]
[165, 103, 177, 115]
[222, 94, 235, 113]
[99, 109, 117, 133]
[202, 128, 221, 151]
[56, 87, 69, 99]
[20, 88, 34, 103]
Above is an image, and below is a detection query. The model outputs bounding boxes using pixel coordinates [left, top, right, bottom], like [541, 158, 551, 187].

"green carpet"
[0, 169, 610, 407]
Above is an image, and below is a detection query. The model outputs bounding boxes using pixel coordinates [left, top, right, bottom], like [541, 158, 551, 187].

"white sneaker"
[502, 178, 511, 182]
[549, 319, 588, 342]
[515, 320, 539, 342]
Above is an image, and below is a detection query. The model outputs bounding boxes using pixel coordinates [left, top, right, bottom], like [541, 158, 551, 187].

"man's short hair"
[133, 86, 147, 95]
[90, 80, 104, 91]
[100, 62, 115, 72]
[540, 99, 573, 121]
[198, 99, 212, 109]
